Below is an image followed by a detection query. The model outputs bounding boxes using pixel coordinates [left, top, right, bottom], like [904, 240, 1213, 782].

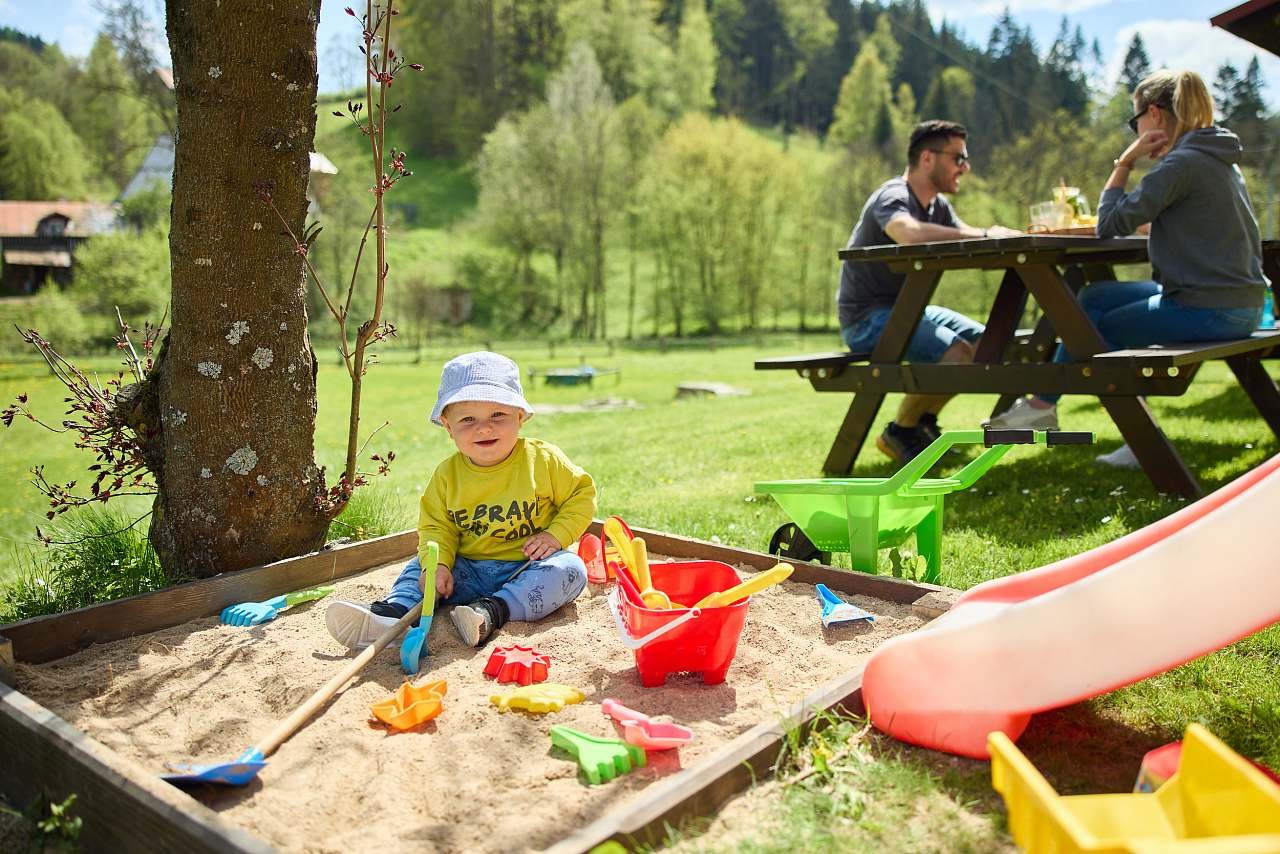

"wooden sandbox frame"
[1, 525, 956, 853]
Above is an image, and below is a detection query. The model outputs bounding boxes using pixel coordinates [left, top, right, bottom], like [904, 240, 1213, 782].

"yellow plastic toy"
[370, 679, 447, 731]
[990, 723, 1280, 853]
[489, 683, 585, 714]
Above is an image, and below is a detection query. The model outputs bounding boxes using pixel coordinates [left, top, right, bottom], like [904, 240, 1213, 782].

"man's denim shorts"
[841, 305, 984, 363]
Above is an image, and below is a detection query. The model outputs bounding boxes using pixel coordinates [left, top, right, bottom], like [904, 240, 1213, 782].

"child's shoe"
[1096, 443, 1140, 469]
[449, 596, 509, 647]
[325, 600, 400, 650]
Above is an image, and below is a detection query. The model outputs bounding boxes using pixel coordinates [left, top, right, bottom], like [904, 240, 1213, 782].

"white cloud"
[941, 0, 1114, 19]
[1107, 19, 1280, 98]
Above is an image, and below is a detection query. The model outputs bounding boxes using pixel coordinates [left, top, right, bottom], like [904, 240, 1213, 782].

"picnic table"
[757, 235, 1280, 499]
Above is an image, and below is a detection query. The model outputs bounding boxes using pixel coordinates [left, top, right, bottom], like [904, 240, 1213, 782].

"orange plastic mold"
[370, 679, 447, 731]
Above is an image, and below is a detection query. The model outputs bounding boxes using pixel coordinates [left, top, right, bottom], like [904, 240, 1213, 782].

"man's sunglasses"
[927, 149, 970, 167]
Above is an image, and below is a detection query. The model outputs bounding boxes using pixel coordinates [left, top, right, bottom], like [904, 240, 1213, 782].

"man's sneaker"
[325, 600, 399, 650]
[449, 597, 508, 647]
[1096, 443, 1140, 469]
[876, 422, 931, 463]
[984, 397, 1059, 430]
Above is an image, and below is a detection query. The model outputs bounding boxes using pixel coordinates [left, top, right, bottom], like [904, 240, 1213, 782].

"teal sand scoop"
[400, 541, 440, 675]
[816, 583, 875, 628]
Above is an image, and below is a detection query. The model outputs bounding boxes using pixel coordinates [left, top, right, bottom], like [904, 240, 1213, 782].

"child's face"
[440, 401, 525, 467]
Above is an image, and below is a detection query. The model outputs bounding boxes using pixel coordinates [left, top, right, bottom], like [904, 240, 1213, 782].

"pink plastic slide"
[862, 454, 1280, 759]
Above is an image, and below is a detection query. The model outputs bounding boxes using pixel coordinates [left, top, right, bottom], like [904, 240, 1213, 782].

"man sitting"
[837, 119, 1020, 462]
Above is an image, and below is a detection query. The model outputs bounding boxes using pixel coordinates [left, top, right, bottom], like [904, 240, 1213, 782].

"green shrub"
[1, 288, 94, 355]
[456, 246, 558, 334]
[119, 180, 171, 232]
[0, 508, 171, 623]
[329, 487, 412, 544]
[67, 229, 170, 326]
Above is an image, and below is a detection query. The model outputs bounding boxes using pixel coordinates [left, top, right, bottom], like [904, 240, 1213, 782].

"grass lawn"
[2, 336, 1278, 848]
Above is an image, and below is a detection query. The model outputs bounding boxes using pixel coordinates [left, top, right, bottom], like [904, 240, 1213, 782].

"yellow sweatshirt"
[417, 437, 596, 569]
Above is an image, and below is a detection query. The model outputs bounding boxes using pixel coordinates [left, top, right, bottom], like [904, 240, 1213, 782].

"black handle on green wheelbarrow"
[1045, 430, 1094, 445]
[162, 599, 424, 787]
[982, 427, 1037, 446]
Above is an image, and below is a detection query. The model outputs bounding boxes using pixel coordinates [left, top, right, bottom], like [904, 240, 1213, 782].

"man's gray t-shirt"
[837, 176, 958, 329]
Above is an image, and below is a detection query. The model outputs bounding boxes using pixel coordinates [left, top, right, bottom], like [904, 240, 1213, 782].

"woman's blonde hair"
[1134, 70, 1215, 142]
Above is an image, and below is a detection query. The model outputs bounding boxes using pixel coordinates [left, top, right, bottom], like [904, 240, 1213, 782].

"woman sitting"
[986, 69, 1269, 468]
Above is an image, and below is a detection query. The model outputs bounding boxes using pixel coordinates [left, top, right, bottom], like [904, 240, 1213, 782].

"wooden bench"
[758, 331, 1280, 379]
[755, 351, 870, 377]
[757, 330, 1280, 495]
[1089, 331, 1280, 367]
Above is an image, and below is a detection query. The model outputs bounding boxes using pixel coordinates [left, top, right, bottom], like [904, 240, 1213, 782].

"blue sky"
[2, 0, 1277, 105]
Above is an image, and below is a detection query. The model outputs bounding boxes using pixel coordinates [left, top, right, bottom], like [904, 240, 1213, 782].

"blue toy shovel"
[163, 599, 423, 786]
[400, 541, 443, 676]
[816, 583, 876, 629]
[220, 586, 336, 627]
[400, 615, 433, 675]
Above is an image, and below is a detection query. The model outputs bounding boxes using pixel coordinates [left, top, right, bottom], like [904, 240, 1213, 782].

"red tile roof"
[0, 201, 117, 237]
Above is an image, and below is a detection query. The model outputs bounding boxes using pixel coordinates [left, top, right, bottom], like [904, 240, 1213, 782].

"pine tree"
[1215, 62, 1241, 122]
[1119, 33, 1150, 91]
[74, 35, 153, 191]
[672, 0, 717, 114]
[1229, 56, 1267, 147]
[827, 42, 893, 149]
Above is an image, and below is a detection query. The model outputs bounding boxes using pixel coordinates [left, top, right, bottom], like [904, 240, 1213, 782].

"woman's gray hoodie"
[1097, 126, 1267, 309]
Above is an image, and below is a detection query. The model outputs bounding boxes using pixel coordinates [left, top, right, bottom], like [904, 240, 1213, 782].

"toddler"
[326, 351, 593, 648]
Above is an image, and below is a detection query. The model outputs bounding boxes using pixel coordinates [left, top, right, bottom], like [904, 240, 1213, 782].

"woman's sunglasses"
[1128, 101, 1169, 134]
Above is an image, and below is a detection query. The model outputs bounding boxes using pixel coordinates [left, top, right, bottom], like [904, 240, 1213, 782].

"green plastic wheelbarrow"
[755, 428, 1091, 584]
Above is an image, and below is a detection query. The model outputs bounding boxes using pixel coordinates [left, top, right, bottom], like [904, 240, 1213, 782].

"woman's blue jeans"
[1039, 281, 1261, 405]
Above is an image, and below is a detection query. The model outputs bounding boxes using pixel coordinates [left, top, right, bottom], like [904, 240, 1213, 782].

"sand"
[16, 558, 924, 853]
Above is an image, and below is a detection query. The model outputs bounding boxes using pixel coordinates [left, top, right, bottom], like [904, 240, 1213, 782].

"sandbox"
[1, 527, 955, 852]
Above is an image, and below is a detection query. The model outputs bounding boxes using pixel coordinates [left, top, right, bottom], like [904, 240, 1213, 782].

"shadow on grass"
[1162, 382, 1278, 423]
[859, 436, 1278, 552]
[1015, 703, 1166, 794]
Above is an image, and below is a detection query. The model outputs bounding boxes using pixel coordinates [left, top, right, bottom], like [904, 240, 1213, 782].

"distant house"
[120, 135, 340, 216]
[119, 134, 175, 202]
[0, 202, 117, 295]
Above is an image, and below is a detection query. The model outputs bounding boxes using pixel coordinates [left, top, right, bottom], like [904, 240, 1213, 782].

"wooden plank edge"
[546, 668, 867, 854]
[0, 635, 13, 687]
[0, 683, 271, 854]
[2, 529, 417, 665]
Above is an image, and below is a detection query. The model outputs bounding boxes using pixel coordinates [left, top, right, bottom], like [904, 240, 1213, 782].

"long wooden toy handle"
[254, 600, 424, 758]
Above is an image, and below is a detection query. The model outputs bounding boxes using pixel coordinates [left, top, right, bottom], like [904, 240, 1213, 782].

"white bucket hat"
[430, 351, 533, 426]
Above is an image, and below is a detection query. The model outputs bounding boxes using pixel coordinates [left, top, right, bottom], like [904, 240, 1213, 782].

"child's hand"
[523, 531, 561, 561]
[435, 564, 454, 598]
[421, 564, 454, 598]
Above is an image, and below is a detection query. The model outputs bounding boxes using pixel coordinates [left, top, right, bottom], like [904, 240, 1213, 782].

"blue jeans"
[385, 550, 587, 622]
[1039, 280, 1262, 404]
[842, 305, 984, 362]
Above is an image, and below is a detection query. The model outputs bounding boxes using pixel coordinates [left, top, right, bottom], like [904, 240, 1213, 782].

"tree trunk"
[152, 0, 329, 578]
